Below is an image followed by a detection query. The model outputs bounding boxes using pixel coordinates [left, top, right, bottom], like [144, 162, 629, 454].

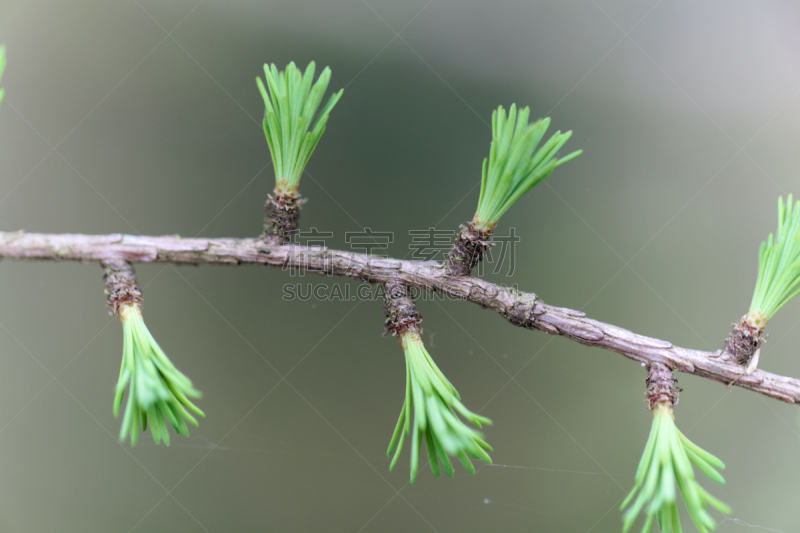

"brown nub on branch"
[723, 315, 765, 366]
[383, 280, 422, 337]
[645, 362, 681, 411]
[263, 191, 306, 244]
[101, 258, 142, 316]
[444, 222, 494, 276]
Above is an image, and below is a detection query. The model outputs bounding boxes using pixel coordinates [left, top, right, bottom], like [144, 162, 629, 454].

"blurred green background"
[0, 0, 799, 531]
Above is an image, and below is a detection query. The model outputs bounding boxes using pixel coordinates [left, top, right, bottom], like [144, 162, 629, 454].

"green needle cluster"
[387, 331, 493, 484]
[473, 104, 581, 230]
[748, 194, 800, 329]
[114, 303, 205, 446]
[622, 403, 730, 533]
[257, 61, 343, 194]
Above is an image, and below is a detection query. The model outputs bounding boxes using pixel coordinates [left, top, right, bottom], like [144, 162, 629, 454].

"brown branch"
[1, 230, 797, 404]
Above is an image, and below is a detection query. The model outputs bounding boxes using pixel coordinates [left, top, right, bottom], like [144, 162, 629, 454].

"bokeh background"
[0, 1, 799, 531]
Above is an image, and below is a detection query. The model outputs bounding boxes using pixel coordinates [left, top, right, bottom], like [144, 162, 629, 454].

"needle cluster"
[114, 303, 204, 445]
[257, 61, 343, 194]
[387, 331, 492, 484]
[473, 104, 581, 230]
[623, 364, 729, 533]
[748, 194, 800, 328]
[622, 403, 729, 532]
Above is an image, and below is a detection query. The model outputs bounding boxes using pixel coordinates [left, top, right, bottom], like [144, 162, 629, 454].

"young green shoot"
[725, 195, 800, 370]
[257, 61, 343, 195]
[748, 194, 800, 329]
[387, 331, 493, 484]
[472, 104, 581, 230]
[623, 364, 729, 533]
[114, 303, 204, 446]
[445, 104, 581, 275]
[622, 402, 729, 533]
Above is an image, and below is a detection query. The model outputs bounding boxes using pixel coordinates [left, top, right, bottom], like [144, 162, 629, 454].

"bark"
[1, 230, 798, 404]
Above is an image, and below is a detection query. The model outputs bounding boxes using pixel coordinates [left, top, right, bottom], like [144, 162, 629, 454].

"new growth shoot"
[445, 104, 580, 275]
[383, 280, 492, 483]
[388, 330, 493, 484]
[473, 104, 581, 230]
[257, 61, 342, 243]
[257, 61, 343, 195]
[103, 259, 204, 445]
[115, 303, 204, 445]
[622, 364, 729, 533]
[725, 195, 800, 370]
[748, 194, 800, 329]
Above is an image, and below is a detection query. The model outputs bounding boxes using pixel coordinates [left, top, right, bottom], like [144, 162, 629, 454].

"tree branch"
[1, 230, 796, 404]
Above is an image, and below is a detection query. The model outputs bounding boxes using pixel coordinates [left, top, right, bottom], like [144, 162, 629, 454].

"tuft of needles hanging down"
[384, 281, 492, 484]
[445, 104, 581, 275]
[257, 61, 343, 243]
[622, 363, 730, 533]
[103, 259, 204, 446]
[725, 194, 800, 372]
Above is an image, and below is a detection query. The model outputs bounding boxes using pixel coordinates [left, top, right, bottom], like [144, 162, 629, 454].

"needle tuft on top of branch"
[257, 61, 343, 243]
[445, 104, 581, 275]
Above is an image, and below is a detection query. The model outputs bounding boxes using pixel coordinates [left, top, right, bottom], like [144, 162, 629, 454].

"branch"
[1, 230, 797, 404]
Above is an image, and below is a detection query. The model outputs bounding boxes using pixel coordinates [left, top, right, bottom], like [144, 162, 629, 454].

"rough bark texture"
[444, 223, 493, 276]
[263, 191, 305, 244]
[645, 362, 681, 410]
[723, 315, 765, 365]
[383, 280, 421, 337]
[101, 257, 142, 316]
[2, 230, 800, 404]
